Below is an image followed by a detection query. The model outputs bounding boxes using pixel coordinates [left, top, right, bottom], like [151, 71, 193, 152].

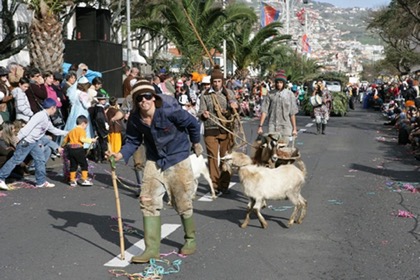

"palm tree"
[25, 0, 70, 72]
[226, 21, 291, 79]
[132, 0, 256, 72]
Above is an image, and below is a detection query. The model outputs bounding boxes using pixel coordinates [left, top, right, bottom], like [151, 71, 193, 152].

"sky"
[319, 0, 391, 8]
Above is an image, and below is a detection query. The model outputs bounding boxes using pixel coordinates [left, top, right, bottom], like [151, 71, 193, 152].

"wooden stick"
[182, 7, 215, 67]
[107, 143, 125, 260]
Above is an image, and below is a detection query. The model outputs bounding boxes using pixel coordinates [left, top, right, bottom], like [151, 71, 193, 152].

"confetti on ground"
[396, 210, 415, 218]
[7, 181, 36, 190]
[110, 217, 143, 237]
[385, 181, 419, 193]
[81, 203, 96, 207]
[366, 192, 376, 195]
[328, 200, 343, 205]
[0, 193, 7, 197]
[267, 205, 293, 212]
[348, 169, 358, 172]
[109, 257, 183, 279]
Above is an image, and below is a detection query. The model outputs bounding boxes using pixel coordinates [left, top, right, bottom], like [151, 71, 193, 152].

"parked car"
[325, 80, 342, 92]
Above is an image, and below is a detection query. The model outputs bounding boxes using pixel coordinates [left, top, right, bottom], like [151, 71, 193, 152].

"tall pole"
[126, 0, 132, 68]
[223, 0, 227, 78]
[286, 0, 290, 34]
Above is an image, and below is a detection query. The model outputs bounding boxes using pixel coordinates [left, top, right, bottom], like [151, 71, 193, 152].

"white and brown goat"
[221, 152, 307, 229]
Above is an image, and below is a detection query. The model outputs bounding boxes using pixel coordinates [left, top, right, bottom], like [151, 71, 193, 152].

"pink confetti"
[402, 184, 417, 193]
[396, 210, 415, 218]
[377, 165, 384, 169]
[160, 250, 187, 258]
[0, 192, 7, 197]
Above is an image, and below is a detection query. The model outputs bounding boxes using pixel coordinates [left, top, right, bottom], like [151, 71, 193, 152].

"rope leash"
[207, 112, 255, 148]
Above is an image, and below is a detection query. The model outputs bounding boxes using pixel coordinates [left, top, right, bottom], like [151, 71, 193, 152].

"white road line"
[104, 223, 181, 267]
[198, 182, 237, 201]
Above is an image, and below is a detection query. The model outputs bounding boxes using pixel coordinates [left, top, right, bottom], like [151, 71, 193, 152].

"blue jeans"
[0, 140, 46, 185]
[29, 136, 59, 168]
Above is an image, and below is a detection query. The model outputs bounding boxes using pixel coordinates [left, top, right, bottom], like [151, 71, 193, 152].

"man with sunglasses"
[109, 79, 202, 264]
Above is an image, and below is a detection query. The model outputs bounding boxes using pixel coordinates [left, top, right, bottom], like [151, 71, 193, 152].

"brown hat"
[274, 70, 287, 83]
[131, 79, 162, 108]
[210, 65, 223, 81]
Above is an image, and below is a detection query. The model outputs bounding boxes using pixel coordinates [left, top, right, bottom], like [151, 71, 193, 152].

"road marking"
[198, 182, 237, 201]
[104, 223, 181, 267]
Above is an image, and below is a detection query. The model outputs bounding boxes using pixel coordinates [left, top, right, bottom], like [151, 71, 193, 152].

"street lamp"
[126, 0, 132, 68]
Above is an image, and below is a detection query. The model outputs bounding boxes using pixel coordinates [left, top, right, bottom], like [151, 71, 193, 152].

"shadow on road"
[47, 209, 141, 256]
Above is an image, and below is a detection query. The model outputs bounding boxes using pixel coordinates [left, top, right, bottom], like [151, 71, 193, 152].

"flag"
[296, 8, 305, 25]
[302, 34, 311, 54]
[260, 2, 280, 27]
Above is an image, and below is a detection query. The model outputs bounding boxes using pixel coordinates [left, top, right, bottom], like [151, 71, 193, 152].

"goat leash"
[207, 112, 256, 148]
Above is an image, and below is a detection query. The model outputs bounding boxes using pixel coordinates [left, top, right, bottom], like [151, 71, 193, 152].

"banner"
[296, 8, 305, 25]
[302, 34, 311, 54]
[260, 2, 280, 27]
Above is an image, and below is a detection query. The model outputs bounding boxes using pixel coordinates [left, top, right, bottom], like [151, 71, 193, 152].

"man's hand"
[257, 126, 263, 135]
[292, 129, 298, 137]
[192, 143, 203, 157]
[105, 151, 123, 161]
[230, 102, 238, 110]
[57, 147, 64, 154]
[202, 110, 210, 119]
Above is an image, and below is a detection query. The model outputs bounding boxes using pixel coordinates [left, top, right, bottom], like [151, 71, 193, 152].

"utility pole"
[286, 0, 290, 34]
[223, 0, 227, 78]
[126, 0, 132, 68]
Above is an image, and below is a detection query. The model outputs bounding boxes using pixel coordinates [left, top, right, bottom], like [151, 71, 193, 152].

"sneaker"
[0, 180, 9, 191]
[36, 181, 55, 188]
[51, 154, 57, 161]
[79, 179, 93, 186]
[69, 181, 77, 187]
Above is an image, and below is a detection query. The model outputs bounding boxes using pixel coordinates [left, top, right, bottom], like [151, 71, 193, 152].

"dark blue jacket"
[120, 94, 200, 171]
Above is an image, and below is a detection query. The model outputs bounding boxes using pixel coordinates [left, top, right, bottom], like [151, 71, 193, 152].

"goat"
[221, 152, 307, 229]
[167, 154, 216, 205]
[190, 154, 216, 199]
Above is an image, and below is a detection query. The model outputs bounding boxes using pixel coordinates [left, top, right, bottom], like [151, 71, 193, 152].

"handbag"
[50, 109, 64, 127]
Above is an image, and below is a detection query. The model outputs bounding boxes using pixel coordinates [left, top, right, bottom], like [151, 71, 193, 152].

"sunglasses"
[136, 93, 153, 102]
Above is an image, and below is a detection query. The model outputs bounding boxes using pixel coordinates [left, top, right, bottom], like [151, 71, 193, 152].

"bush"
[301, 91, 348, 117]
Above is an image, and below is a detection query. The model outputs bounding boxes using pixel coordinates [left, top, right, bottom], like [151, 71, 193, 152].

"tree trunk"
[29, 15, 64, 73]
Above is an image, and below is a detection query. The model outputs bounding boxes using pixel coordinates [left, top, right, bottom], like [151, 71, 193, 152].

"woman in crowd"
[0, 121, 24, 179]
[12, 77, 33, 122]
[65, 76, 94, 147]
[0, 67, 15, 123]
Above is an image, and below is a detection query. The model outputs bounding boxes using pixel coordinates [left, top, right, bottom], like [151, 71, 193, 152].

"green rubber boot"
[131, 216, 161, 263]
[180, 216, 196, 255]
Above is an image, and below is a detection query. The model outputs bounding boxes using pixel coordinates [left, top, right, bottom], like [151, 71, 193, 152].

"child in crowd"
[106, 96, 125, 153]
[89, 93, 109, 162]
[62, 115, 97, 187]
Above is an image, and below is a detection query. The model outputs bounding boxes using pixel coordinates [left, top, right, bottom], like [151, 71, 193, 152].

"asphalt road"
[1, 104, 419, 280]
